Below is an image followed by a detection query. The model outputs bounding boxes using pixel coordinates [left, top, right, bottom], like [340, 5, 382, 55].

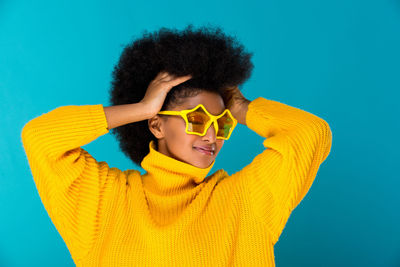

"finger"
[160, 73, 176, 82]
[154, 71, 169, 81]
[160, 71, 169, 78]
[164, 74, 192, 83]
[168, 75, 192, 86]
[158, 72, 177, 82]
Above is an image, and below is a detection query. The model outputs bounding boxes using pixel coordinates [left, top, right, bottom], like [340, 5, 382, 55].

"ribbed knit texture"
[21, 97, 332, 266]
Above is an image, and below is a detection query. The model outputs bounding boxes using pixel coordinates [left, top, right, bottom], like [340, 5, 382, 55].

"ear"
[148, 115, 166, 139]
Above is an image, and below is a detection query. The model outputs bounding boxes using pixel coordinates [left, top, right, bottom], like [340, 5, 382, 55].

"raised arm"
[21, 71, 193, 261]
[21, 104, 127, 261]
[227, 93, 332, 245]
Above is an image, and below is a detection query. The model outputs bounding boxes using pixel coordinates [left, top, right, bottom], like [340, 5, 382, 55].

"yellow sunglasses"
[157, 103, 238, 140]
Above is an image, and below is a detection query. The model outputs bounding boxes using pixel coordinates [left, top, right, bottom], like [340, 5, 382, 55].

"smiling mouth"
[193, 147, 214, 156]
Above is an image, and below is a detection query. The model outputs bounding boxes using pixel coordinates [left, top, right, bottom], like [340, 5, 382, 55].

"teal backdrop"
[1, 0, 399, 266]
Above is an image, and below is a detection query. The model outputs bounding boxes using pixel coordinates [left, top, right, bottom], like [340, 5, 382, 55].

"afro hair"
[109, 23, 254, 167]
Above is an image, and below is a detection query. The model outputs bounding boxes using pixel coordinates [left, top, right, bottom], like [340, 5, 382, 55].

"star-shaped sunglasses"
[157, 103, 238, 140]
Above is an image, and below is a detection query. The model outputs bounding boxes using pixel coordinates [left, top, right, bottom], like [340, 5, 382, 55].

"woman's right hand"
[140, 71, 193, 117]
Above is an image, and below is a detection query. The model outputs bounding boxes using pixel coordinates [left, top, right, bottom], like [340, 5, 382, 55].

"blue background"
[1, 0, 399, 266]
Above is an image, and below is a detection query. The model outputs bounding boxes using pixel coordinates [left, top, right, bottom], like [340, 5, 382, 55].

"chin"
[198, 160, 214, 169]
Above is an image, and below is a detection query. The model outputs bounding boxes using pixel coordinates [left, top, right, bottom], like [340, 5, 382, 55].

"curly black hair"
[109, 23, 254, 167]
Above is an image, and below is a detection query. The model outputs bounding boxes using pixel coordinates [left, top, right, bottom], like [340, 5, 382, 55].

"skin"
[148, 91, 227, 169]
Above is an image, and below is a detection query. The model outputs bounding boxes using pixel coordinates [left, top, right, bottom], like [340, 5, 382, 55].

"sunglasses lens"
[217, 113, 234, 138]
[187, 108, 209, 134]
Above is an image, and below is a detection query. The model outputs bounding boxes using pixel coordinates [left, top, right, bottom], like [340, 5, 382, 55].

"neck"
[140, 140, 215, 195]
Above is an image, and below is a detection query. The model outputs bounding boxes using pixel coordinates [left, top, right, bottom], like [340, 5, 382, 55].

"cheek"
[216, 140, 224, 152]
[165, 118, 187, 141]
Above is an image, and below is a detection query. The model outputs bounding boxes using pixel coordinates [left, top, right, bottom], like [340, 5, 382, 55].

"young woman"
[21, 25, 332, 266]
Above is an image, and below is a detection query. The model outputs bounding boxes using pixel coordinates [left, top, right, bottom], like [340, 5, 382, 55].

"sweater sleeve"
[21, 104, 124, 261]
[230, 97, 332, 245]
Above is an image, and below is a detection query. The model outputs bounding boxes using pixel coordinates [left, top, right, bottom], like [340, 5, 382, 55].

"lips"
[193, 146, 215, 155]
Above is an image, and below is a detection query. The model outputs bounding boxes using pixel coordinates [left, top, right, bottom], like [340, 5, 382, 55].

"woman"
[21, 25, 332, 266]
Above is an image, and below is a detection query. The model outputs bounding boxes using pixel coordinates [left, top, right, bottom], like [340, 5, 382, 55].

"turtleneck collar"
[140, 140, 215, 195]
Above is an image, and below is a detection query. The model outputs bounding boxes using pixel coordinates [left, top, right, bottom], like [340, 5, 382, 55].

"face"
[148, 91, 226, 168]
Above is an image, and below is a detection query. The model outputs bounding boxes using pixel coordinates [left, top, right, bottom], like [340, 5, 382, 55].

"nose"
[202, 121, 218, 143]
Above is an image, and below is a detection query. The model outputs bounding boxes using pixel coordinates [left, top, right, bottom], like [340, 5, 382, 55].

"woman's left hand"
[221, 85, 251, 125]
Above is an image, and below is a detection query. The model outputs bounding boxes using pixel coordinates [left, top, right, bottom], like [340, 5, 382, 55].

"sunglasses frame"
[157, 103, 238, 140]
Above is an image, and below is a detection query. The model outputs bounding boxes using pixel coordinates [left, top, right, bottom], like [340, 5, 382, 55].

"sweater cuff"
[88, 104, 110, 136]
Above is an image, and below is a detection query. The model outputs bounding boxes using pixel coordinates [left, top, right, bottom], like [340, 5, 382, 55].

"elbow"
[21, 118, 40, 149]
[315, 118, 332, 162]
[301, 115, 332, 163]
[21, 120, 33, 146]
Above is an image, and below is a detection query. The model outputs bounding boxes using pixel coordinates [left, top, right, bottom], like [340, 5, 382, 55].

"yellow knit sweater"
[21, 97, 332, 266]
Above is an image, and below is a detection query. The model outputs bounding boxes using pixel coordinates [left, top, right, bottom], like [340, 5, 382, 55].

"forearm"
[104, 102, 153, 130]
[21, 104, 109, 161]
